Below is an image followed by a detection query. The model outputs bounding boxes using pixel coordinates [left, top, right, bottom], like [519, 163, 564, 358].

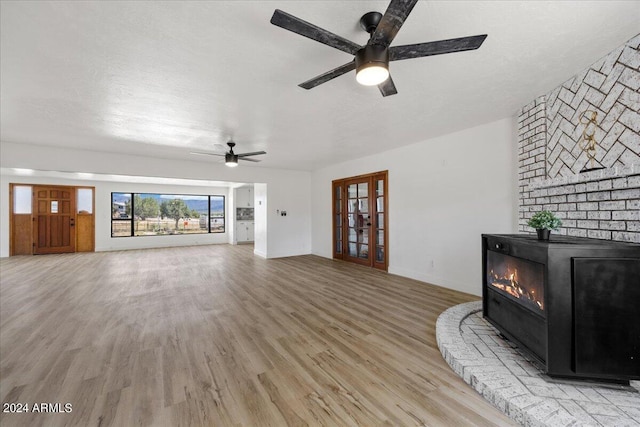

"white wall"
[265, 176, 311, 258]
[311, 117, 518, 296]
[0, 142, 312, 258]
[253, 183, 267, 258]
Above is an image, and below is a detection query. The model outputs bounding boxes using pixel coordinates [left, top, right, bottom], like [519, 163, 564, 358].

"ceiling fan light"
[225, 153, 239, 167]
[355, 45, 389, 86]
[356, 65, 389, 86]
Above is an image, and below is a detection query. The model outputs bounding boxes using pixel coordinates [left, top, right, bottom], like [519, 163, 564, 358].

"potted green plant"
[527, 210, 562, 240]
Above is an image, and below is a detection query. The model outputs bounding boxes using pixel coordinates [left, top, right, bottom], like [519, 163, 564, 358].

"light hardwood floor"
[0, 245, 515, 426]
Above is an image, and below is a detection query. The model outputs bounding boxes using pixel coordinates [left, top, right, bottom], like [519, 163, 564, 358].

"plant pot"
[536, 229, 550, 240]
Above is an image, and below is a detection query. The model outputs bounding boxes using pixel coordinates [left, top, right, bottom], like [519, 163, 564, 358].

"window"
[77, 188, 93, 214]
[13, 185, 32, 214]
[208, 196, 225, 232]
[112, 193, 132, 237]
[111, 192, 225, 237]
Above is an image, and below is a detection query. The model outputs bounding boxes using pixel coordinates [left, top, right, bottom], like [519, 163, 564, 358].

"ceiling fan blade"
[369, 0, 418, 47]
[237, 151, 267, 158]
[378, 75, 398, 97]
[390, 35, 487, 61]
[239, 157, 261, 162]
[190, 151, 224, 157]
[299, 60, 356, 89]
[271, 9, 362, 55]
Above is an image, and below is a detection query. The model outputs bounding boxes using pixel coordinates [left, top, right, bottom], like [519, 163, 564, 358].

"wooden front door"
[333, 171, 388, 270]
[33, 186, 76, 254]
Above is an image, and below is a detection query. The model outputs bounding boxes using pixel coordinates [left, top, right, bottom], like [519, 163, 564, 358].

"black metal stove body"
[482, 234, 640, 384]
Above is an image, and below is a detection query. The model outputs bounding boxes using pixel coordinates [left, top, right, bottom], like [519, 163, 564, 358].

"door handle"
[367, 223, 372, 226]
[70, 218, 75, 227]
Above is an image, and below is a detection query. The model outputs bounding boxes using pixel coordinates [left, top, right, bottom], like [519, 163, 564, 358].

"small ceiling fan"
[270, 0, 487, 97]
[191, 141, 266, 167]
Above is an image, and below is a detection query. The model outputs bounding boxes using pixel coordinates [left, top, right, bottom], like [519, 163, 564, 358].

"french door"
[333, 171, 387, 270]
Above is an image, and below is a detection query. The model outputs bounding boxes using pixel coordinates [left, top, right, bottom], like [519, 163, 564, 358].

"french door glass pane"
[335, 185, 342, 199]
[359, 244, 369, 259]
[336, 238, 342, 254]
[348, 228, 357, 242]
[358, 182, 368, 197]
[376, 230, 384, 245]
[348, 184, 357, 198]
[348, 242, 357, 256]
[376, 246, 385, 262]
[377, 213, 384, 229]
[359, 198, 368, 213]
[377, 179, 384, 196]
[348, 199, 356, 213]
[377, 196, 384, 213]
[348, 213, 356, 227]
[359, 228, 369, 244]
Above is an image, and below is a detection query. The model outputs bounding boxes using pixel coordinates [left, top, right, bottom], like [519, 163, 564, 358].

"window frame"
[111, 192, 225, 238]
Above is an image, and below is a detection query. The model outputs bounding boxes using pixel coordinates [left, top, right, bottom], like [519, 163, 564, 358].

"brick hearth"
[436, 302, 640, 426]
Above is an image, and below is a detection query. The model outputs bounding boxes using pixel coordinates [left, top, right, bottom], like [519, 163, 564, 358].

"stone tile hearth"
[436, 301, 640, 426]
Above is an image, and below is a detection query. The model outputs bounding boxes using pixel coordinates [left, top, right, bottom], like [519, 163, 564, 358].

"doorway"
[9, 184, 95, 255]
[333, 171, 388, 270]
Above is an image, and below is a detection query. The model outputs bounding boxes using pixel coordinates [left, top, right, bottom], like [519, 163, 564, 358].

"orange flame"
[488, 266, 544, 310]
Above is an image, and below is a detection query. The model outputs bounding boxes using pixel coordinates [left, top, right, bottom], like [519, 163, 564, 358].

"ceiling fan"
[270, 0, 487, 97]
[191, 141, 266, 167]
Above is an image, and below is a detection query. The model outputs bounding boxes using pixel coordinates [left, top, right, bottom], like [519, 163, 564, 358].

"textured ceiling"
[1, 1, 639, 171]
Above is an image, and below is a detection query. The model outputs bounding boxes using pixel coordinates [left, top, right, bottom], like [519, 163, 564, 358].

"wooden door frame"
[332, 170, 388, 271]
[9, 183, 95, 256]
[371, 171, 388, 271]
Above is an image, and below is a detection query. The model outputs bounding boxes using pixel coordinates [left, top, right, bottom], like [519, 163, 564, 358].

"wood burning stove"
[482, 234, 640, 384]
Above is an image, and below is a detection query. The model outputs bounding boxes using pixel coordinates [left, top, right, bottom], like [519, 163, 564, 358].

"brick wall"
[518, 96, 548, 229]
[545, 35, 640, 176]
[518, 35, 640, 243]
